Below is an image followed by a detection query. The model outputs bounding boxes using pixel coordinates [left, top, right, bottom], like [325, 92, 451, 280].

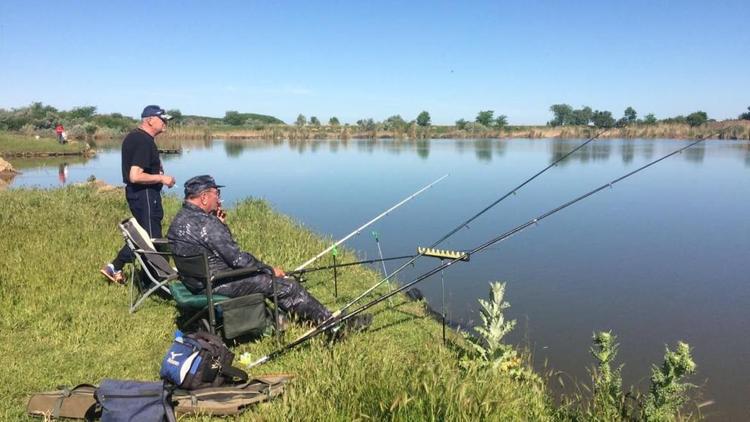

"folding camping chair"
[172, 252, 279, 341]
[118, 218, 178, 313]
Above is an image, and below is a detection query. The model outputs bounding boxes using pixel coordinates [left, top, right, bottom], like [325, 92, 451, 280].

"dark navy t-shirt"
[121, 128, 162, 189]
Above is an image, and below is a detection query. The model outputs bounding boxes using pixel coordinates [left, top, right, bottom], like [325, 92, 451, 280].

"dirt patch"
[74, 179, 121, 193]
[0, 157, 17, 174]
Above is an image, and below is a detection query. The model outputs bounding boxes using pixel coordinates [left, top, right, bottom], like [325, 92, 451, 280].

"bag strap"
[221, 365, 248, 383]
[162, 380, 177, 422]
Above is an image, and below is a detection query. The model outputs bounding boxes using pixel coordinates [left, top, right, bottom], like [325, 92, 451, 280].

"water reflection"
[474, 139, 492, 162]
[550, 139, 612, 165]
[620, 141, 635, 164]
[416, 139, 430, 159]
[11, 155, 89, 171]
[58, 163, 69, 185]
[683, 142, 705, 163]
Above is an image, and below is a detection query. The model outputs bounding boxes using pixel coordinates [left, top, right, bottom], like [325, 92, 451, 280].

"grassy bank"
[0, 132, 91, 156]
[0, 186, 554, 420]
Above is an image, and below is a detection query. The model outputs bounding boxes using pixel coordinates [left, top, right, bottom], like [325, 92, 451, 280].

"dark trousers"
[112, 185, 164, 271]
[213, 274, 332, 325]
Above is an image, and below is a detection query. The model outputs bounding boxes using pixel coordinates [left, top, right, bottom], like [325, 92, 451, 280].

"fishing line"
[293, 174, 448, 271]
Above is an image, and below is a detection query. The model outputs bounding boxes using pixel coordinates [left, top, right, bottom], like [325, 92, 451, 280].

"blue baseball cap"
[184, 175, 225, 197]
[141, 105, 173, 120]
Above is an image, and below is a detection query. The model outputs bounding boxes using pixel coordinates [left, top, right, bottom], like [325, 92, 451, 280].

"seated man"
[167, 175, 370, 330]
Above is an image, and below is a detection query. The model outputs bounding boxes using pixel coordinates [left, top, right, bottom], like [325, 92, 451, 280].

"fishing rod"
[247, 134, 714, 368]
[292, 174, 449, 272]
[288, 254, 416, 276]
[310, 126, 614, 326]
[285, 127, 612, 345]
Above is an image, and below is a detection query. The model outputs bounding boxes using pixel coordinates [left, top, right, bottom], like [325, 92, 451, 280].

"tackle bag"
[217, 293, 272, 339]
[160, 330, 248, 390]
[95, 380, 175, 422]
[27, 384, 99, 420]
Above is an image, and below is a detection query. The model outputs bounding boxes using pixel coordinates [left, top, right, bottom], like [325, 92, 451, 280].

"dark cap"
[184, 175, 224, 197]
[141, 105, 173, 120]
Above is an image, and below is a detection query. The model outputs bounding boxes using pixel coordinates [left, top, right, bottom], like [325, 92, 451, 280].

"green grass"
[0, 132, 88, 155]
[0, 186, 554, 421]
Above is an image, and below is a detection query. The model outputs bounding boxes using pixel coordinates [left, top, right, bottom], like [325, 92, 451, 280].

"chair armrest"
[135, 249, 173, 257]
[212, 267, 265, 282]
[152, 238, 171, 253]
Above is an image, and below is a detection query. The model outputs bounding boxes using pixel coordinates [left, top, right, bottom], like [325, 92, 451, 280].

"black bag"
[160, 331, 248, 390]
[95, 380, 175, 422]
[217, 293, 272, 339]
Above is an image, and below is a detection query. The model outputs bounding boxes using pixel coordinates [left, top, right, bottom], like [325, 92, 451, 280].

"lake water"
[9, 138, 750, 420]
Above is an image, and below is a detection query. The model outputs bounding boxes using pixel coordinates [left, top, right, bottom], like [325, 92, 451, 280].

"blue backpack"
[160, 330, 247, 390]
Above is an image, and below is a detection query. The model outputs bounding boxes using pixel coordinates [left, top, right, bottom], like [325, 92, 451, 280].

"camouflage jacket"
[167, 202, 272, 290]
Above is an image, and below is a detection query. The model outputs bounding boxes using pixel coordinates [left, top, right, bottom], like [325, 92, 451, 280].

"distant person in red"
[55, 123, 65, 144]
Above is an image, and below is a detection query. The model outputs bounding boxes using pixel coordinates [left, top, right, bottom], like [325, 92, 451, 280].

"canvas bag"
[217, 292, 272, 339]
[27, 384, 99, 420]
[95, 380, 175, 422]
[172, 374, 293, 416]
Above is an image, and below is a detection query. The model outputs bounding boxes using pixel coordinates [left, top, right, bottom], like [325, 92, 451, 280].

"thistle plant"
[461, 281, 530, 379]
[589, 331, 627, 420]
[642, 342, 696, 422]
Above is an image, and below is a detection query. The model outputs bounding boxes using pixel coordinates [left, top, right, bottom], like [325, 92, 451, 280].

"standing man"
[100, 105, 176, 284]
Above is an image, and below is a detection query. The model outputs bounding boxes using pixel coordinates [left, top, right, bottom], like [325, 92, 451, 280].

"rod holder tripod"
[417, 246, 468, 345]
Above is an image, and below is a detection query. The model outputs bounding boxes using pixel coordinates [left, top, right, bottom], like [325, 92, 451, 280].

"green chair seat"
[169, 281, 229, 310]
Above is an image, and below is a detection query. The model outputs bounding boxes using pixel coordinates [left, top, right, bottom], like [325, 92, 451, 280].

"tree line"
[547, 104, 714, 128]
[2, 102, 748, 137]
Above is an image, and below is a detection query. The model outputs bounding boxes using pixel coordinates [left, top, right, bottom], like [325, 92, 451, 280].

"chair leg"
[130, 279, 172, 314]
[272, 278, 280, 346]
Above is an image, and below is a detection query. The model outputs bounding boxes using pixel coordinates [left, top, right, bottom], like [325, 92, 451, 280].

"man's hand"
[162, 175, 176, 188]
[273, 267, 286, 278]
[216, 207, 227, 224]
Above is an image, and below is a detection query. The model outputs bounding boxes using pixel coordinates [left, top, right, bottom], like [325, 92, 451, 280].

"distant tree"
[329, 116, 340, 126]
[570, 106, 593, 125]
[624, 106, 637, 123]
[310, 116, 320, 126]
[384, 115, 407, 131]
[455, 118, 468, 130]
[591, 110, 616, 128]
[662, 115, 687, 125]
[739, 107, 750, 120]
[494, 114, 508, 128]
[686, 111, 708, 127]
[643, 113, 657, 125]
[69, 106, 97, 119]
[223, 111, 244, 126]
[549, 104, 574, 126]
[475, 110, 495, 126]
[416, 111, 431, 127]
[295, 114, 307, 126]
[166, 109, 183, 124]
[356, 118, 376, 131]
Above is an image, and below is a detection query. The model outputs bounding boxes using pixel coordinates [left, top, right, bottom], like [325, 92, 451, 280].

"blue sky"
[1, 0, 748, 124]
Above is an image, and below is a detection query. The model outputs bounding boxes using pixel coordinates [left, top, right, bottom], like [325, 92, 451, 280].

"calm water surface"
[10, 138, 750, 420]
